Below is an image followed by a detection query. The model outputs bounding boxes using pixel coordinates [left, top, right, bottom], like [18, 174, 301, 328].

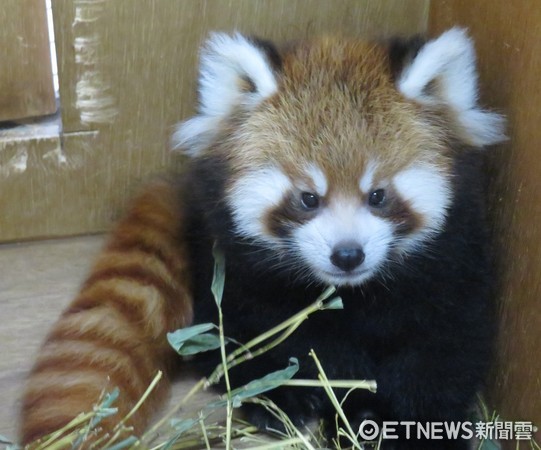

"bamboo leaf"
[233, 357, 299, 399]
[90, 388, 120, 426]
[0, 435, 14, 445]
[0, 435, 20, 450]
[211, 244, 226, 306]
[103, 436, 138, 450]
[324, 296, 344, 310]
[207, 358, 300, 409]
[170, 418, 198, 434]
[177, 333, 225, 356]
[167, 323, 224, 355]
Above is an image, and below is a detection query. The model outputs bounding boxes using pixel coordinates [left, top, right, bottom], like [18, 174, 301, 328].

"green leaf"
[324, 296, 344, 310]
[161, 419, 199, 450]
[103, 436, 138, 450]
[232, 357, 299, 399]
[207, 358, 300, 409]
[0, 435, 14, 445]
[168, 323, 224, 355]
[170, 418, 198, 434]
[168, 323, 217, 345]
[211, 244, 226, 306]
[88, 388, 119, 428]
[99, 387, 120, 408]
[175, 332, 224, 356]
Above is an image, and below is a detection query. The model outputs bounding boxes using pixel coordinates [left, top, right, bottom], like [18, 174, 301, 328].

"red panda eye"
[368, 189, 386, 207]
[301, 192, 319, 209]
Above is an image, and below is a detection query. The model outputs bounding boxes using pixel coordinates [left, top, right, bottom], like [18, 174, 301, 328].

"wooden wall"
[0, 0, 56, 121]
[0, 0, 428, 242]
[430, 1, 541, 446]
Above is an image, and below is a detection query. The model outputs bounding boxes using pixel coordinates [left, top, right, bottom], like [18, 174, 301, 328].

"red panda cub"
[20, 29, 505, 449]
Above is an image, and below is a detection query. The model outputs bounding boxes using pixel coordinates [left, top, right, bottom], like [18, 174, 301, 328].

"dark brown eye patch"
[264, 191, 320, 238]
[368, 188, 422, 235]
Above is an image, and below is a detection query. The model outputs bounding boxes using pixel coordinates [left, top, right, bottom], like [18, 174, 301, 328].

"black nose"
[330, 245, 365, 271]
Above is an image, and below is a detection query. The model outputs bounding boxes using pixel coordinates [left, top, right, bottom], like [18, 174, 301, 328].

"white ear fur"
[398, 28, 505, 147]
[173, 33, 278, 156]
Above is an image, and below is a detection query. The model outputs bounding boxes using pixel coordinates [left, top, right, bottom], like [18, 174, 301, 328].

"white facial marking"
[398, 27, 505, 147]
[173, 33, 278, 155]
[293, 198, 394, 286]
[305, 164, 328, 197]
[398, 28, 477, 111]
[229, 167, 291, 242]
[359, 161, 377, 193]
[199, 33, 278, 117]
[393, 165, 452, 248]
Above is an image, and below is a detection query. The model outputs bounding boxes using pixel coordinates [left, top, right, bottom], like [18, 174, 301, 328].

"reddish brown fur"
[216, 37, 450, 242]
[222, 37, 451, 189]
[211, 37, 454, 250]
[19, 179, 193, 445]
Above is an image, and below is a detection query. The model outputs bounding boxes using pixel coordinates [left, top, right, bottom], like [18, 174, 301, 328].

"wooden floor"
[0, 236, 104, 440]
[0, 235, 217, 444]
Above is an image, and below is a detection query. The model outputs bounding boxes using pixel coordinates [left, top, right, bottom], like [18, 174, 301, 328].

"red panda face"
[225, 123, 452, 285]
[175, 31, 505, 286]
[228, 161, 452, 285]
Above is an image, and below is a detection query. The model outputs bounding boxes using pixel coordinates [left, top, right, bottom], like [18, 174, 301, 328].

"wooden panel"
[0, 130, 110, 241]
[0, 0, 428, 242]
[430, 1, 541, 445]
[0, 0, 56, 121]
[54, 0, 429, 133]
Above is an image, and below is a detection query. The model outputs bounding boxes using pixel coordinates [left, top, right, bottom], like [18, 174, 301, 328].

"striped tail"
[19, 178, 194, 444]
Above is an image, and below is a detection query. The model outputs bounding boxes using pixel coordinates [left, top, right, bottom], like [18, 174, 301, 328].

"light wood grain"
[0, 236, 104, 438]
[430, 1, 541, 446]
[0, 0, 428, 242]
[0, 0, 56, 121]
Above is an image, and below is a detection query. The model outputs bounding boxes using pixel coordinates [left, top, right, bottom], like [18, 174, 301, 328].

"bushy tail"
[19, 178, 193, 444]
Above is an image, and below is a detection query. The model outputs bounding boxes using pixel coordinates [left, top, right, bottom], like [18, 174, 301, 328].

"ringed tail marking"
[19, 179, 194, 444]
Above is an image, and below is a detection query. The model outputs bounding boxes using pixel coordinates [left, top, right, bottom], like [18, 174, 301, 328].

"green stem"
[198, 416, 211, 450]
[142, 377, 206, 443]
[102, 371, 162, 449]
[230, 286, 335, 362]
[223, 322, 300, 375]
[279, 378, 376, 391]
[217, 301, 234, 449]
[244, 436, 307, 450]
[120, 371, 162, 426]
[310, 350, 363, 450]
[217, 303, 232, 394]
[208, 286, 336, 385]
[41, 432, 79, 450]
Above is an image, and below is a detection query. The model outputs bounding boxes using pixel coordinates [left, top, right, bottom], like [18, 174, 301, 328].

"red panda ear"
[173, 33, 279, 156]
[396, 28, 506, 147]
